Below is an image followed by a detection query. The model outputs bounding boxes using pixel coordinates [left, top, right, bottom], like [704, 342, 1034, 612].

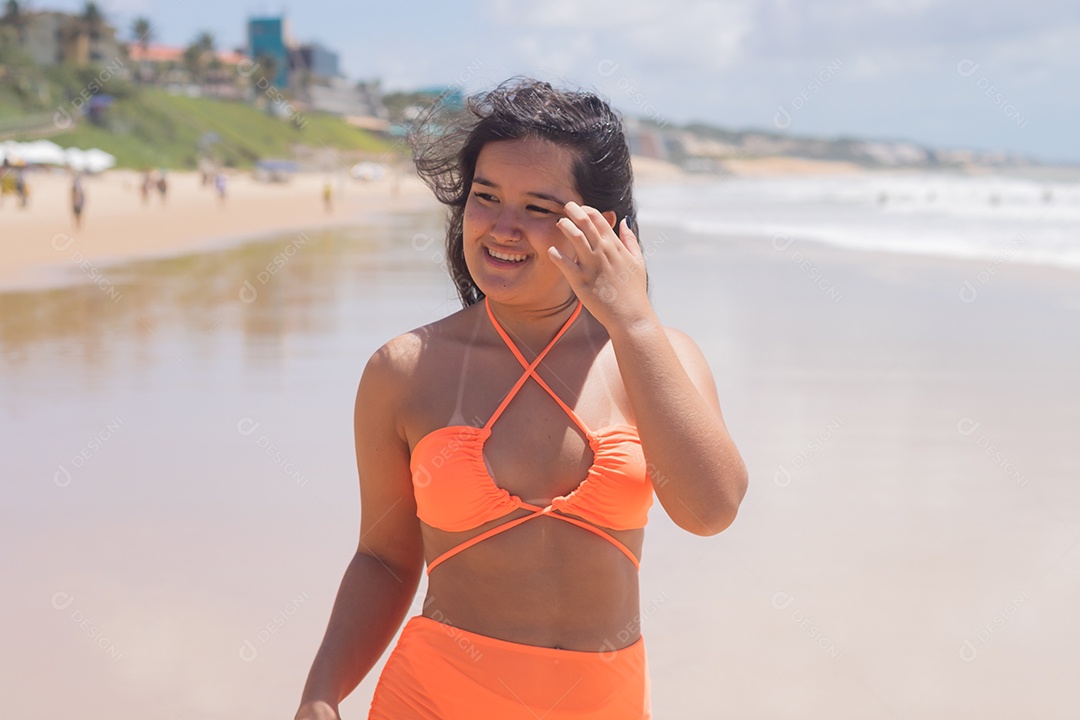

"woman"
[294, 79, 748, 719]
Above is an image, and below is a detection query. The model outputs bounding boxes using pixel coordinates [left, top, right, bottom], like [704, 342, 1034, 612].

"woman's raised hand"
[549, 201, 653, 332]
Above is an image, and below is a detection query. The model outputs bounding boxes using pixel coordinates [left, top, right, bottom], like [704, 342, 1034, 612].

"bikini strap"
[482, 298, 586, 432]
[482, 298, 590, 434]
[425, 501, 642, 575]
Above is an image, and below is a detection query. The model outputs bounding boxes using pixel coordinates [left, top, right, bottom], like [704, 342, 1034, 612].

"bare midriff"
[420, 514, 644, 651]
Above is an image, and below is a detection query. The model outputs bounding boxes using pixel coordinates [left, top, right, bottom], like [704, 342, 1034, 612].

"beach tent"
[14, 140, 68, 166]
[350, 161, 387, 181]
[82, 148, 117, 173]
[254, 159, 299, 183]
[64, 147, 86, 170]
[65, 147, 117, 174]
[1, 140, 24, 165]
[0, 142, 116, 172]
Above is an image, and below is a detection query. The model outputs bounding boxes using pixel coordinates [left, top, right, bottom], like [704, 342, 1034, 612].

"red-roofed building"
[129, 44, 250, 99]
[128, 44, 247, 66]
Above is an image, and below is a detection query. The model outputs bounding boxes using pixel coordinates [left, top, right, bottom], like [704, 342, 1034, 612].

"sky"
[40, 0, 1080, 163]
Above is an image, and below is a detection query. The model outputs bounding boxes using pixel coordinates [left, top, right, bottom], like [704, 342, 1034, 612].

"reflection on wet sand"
[0, 211, 446, 379]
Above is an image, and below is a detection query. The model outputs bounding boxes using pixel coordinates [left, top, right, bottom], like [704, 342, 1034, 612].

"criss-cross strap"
[425, 501, 641, 574]
[420, 297, 641, 577]
[482, 298, 591, 436]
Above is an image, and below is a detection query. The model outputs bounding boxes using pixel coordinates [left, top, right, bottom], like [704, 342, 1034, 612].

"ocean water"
[638, 172, 1080, 269]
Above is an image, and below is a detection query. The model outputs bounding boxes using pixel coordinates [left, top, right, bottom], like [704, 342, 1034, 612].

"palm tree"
[195, 30, 215, 54]
[253, 52, 278, 90]
[132, 16, 152, 49]
[183, 30, 215, 86]
[2, 0, 29, 45]
[81, 1, 104, 40]
[131, 16, 152, 82]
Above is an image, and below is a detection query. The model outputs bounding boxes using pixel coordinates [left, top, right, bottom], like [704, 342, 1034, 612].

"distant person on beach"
[157, 170, 168, 204]
[140, 170, 153, 205]
[0, 159, 14, 206]
[15, 167, 28, 208]
[214, 172, 227, 205]
[322, 180, 333, 213]
[71, 175, 86, 229]
[294, 78, 748, 720]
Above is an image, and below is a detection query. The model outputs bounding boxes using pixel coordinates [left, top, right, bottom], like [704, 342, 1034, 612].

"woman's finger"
[563, 201, 608, 252]
[580, 205, 618, 251]
[556, 216, 595, 264]
[618, 218, 643, 258]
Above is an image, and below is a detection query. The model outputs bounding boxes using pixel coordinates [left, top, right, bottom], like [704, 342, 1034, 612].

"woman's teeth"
[488, 247, 528, 262]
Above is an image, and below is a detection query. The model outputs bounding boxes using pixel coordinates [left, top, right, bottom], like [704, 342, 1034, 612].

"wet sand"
[2, 195, 1079, 718]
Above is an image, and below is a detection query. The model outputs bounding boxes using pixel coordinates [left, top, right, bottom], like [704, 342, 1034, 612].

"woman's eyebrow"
[473, 176, 566, 206]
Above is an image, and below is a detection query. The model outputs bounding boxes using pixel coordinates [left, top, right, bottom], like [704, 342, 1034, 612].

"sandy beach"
[0, 167, 436, 290]
[2, 166, 1079, 718]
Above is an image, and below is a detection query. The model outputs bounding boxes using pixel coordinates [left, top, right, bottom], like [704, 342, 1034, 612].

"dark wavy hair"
[410, 78, 639, 307]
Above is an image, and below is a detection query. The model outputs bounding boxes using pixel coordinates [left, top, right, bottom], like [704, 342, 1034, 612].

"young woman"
[294, 78, 748, 719]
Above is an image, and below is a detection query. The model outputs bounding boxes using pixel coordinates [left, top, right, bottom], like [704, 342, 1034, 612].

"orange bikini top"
[410, 297, 654, 575]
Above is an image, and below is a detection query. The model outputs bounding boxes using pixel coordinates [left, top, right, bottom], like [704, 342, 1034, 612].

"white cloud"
[487, 0, 753, 72]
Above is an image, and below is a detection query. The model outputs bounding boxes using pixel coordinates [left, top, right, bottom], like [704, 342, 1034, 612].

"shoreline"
[5, 160, 1077, 297]
[1, 155, 869, 294]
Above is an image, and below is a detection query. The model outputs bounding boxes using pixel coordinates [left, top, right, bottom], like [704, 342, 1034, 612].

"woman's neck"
[484, 294, 581, 352]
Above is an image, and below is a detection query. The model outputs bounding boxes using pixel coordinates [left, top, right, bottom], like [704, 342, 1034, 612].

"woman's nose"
[490, 208, 522, 243]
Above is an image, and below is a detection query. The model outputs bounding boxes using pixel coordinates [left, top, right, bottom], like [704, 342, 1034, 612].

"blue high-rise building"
[247, 17, 290, 88]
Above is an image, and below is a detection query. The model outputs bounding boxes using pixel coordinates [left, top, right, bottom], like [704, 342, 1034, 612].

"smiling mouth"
[485, 246, 529, 263]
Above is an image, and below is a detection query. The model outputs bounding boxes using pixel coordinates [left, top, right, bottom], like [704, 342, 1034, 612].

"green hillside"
[46, 89, 394, 169]
[0, 49, 395, 169]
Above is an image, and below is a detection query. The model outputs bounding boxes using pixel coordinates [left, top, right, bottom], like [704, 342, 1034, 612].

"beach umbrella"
[61, 147, 116, 173]
[64, 147, 88, 172]
[350, 161, 386, 181]
[18, 140, 68, 166]
[82, 149, 116, 173]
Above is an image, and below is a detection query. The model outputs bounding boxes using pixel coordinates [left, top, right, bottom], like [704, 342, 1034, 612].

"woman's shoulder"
[661, 325, 702, 352]
[361, 304, 480, 387]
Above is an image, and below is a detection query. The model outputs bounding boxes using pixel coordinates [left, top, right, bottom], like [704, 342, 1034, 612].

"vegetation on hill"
[0, 41, 394, 169]
[46, 90, 393, 169]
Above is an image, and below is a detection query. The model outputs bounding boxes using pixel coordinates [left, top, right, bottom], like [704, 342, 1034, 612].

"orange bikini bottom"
[368, 615, 651, 719]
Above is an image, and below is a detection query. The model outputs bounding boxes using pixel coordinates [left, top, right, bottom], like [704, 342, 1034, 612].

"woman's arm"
[608, 318, 748, 536]
[551, 203, 749, 536]
[295, 339, 425, 719]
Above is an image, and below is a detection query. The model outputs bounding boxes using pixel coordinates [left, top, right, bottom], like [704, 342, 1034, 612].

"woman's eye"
[527, 205, 553, 214]
[472, 192, 496, 202]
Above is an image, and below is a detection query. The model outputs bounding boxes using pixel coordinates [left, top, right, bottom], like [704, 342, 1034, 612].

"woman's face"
[462, 138, 586, 307]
